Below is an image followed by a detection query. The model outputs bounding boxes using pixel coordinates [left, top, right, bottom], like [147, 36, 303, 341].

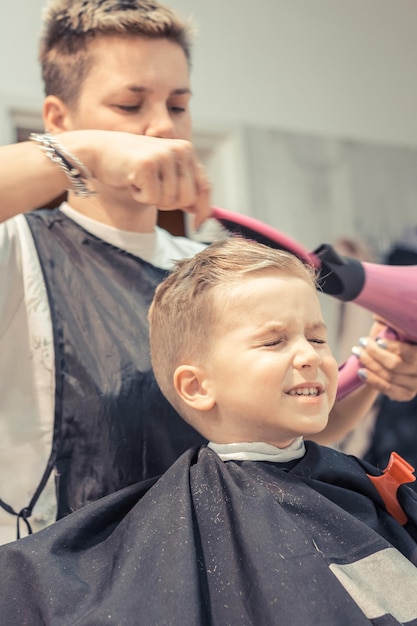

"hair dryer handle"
[336, 327, 399, 400]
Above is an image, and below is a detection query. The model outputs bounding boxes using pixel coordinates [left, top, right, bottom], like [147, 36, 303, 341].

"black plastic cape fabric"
[2, 442, 417, 625]
[23, 210, 204, 519]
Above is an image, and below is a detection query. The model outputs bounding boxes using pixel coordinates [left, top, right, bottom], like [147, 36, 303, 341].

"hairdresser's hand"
[0, 131, 211, 223]
[90, 131, 212, 228]
[351, 319, 417, 402]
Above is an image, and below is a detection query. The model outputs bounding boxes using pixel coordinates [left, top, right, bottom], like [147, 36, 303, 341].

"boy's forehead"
[222, 270, 314, 295]
[213, 272, 321, 316]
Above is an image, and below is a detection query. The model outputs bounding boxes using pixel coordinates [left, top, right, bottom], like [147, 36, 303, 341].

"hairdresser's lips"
[285, 383, 324, 399]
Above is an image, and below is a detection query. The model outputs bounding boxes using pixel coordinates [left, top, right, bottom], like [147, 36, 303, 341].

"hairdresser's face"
[66, 35, 192, 140]
[204, 272, 338, 448]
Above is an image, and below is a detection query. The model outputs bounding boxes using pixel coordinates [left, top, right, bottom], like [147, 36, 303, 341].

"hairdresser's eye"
[168, 95, 190, 115]
[168, 104, 187, 115]
[116, 104, 142, 113]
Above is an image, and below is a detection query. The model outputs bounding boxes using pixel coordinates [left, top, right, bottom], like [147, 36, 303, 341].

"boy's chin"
[303, 415, 329, 436]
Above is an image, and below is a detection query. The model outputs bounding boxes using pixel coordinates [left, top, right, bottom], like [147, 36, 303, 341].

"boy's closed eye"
[261, 334, 328, 348]
[262, 337, 285, 348]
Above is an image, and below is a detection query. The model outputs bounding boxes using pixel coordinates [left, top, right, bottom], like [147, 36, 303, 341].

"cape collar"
[207, 437, 306, 462]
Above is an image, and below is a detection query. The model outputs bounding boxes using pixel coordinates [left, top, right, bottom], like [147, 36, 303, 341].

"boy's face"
[202, 271, 339, 448]
[63, 35, 192, 140]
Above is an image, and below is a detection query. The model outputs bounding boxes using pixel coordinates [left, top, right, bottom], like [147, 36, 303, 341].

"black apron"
[19, 210, 204, 520]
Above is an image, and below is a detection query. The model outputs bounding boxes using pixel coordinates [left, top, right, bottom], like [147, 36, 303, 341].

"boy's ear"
[43, 95, 73, 133]
[174, 365, 215, 412]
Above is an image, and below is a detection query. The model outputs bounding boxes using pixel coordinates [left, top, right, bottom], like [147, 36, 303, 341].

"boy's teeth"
[289, 387, 319, 396]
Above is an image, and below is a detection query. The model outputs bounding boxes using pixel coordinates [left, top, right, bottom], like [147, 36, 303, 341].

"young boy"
[1, 238, 417, 625]
[1, 0, 417, 545]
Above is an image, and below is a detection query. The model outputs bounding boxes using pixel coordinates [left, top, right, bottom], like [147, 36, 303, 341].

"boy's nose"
[293, 340, 321, 369]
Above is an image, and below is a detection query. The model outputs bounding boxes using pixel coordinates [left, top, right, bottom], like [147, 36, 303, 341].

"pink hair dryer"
[211, 207, 417, 400]
[314, 243, 417, 399]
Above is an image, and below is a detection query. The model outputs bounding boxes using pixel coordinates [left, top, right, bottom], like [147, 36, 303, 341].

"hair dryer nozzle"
[314, 244, 366, 301]
[315, 243, 417, 343]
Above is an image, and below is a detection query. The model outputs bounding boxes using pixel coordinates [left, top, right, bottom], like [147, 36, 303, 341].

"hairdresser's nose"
[143, 105, 176, 139]
[293, 338, 321, 369]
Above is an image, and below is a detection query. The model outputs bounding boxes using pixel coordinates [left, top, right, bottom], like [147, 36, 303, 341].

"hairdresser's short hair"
[149, 237, 317, 415]
[39, 0, 194, 107]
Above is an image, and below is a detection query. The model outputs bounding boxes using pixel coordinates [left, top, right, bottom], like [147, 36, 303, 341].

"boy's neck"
[207, 438, 306, 462]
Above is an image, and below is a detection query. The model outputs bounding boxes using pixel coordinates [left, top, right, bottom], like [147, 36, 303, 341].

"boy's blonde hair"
[149, 237, 317, 416]
[39, 0, 194, 107]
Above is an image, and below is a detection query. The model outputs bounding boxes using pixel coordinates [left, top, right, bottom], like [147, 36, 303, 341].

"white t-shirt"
[0, 204, 206, 544]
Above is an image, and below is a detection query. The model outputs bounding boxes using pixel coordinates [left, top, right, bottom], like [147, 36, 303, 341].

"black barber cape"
[2, 442, 417, 626]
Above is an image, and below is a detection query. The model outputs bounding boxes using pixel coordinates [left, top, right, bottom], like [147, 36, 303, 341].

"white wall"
[2, 0, 417, 147]
[187, 0, 417, 148]
[0, 2, 44, 99]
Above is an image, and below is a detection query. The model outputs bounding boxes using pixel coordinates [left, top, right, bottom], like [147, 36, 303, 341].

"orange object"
[367, 452, 416, 525]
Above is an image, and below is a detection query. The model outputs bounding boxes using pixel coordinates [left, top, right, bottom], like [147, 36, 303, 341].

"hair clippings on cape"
[30, 132, 96, 198]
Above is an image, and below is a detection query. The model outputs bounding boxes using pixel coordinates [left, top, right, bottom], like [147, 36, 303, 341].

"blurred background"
[1, 0, 417, 349]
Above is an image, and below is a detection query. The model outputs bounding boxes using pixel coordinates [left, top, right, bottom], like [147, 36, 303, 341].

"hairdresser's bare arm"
[0, 130, 211, 226]
[0, 141, 68, 221]
[312, 385, 379, 445]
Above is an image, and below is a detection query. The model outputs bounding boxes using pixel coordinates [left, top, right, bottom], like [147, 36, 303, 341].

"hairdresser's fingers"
[358, 370, 417, 402]
[183, 162, 212, 230]
[156, 147, 212, 224]
[162, 147, 197, 209]
[128, 146, 180, 207]
[129, 139, 206, 210]
[362, 319, 417, 372]
[352, 336, 417, 401]
[128, 151, 166, 205]
[156, 142, 198, 208]
[90, 131, 210, 213]
[362, 332, 417, 373]
[95, 134, 180, 206]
